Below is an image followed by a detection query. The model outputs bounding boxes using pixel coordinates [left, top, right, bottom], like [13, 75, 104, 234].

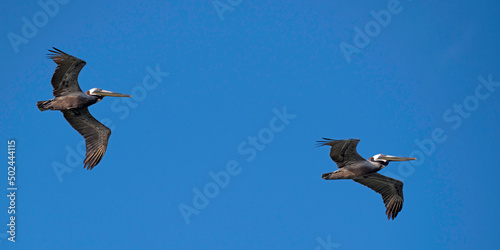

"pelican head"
[86, 88, 131, 97]
[369, 154, 416, 163]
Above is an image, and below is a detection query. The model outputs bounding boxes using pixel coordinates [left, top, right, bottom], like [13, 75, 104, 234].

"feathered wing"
[62, 108, 111, 170]
[316, 138, 366, 168]
[353, 173, 404, 220]
[47, 47, 86, 97]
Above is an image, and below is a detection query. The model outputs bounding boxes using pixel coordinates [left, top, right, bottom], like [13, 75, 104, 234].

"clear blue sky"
[1, 0, 500, 249]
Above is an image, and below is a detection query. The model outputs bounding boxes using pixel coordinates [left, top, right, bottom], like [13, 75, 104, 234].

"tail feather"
[37, 100, 52, 111]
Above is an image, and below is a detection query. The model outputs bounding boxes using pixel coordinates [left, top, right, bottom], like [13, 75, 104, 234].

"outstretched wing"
[353, 173, 404, 220]
[316, 138, 366, 168]
[62, 108, 111, 170]
[47, 47, 86, 97]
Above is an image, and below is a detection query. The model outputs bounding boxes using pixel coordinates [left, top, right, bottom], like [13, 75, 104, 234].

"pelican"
[317, 138, 416, 220]
[37, 48, 131, 170]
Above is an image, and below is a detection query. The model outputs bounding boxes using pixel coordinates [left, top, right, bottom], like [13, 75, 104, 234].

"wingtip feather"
[315, 137, 335, 147]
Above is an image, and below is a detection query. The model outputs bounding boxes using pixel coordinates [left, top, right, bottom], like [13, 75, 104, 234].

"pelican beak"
[378, 155, 417, 162]
[95, 89, 131, 97]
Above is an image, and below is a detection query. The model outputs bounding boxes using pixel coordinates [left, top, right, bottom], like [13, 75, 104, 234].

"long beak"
[95, 89, 131, 97]
[378, 155, 417, 161]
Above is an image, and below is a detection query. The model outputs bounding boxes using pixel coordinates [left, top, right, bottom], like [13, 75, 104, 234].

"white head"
[87, 88, 102, 96]
[369, 154, 388, 163]
[85, 88, 131, 97]
[369, 154, 417, 163]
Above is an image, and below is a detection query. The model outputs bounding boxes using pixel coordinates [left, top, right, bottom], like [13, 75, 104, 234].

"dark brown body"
[322, 160, 384, 180]
[37, 93, 100, 111]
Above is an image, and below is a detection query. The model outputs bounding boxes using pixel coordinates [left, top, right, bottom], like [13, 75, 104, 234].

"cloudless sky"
[1, 0, 500, 249]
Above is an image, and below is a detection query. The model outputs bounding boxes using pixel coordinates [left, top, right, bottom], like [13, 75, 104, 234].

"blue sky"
[1, 0, 500, 249]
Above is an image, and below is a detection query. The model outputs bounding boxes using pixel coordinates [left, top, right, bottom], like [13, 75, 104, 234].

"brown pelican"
[317, 138, 416, 220]
[37, 48, 131, 170]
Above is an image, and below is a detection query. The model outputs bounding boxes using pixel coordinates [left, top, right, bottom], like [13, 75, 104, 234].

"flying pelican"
[317, 138, 416, 220]
[37, 48, 131, 170]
